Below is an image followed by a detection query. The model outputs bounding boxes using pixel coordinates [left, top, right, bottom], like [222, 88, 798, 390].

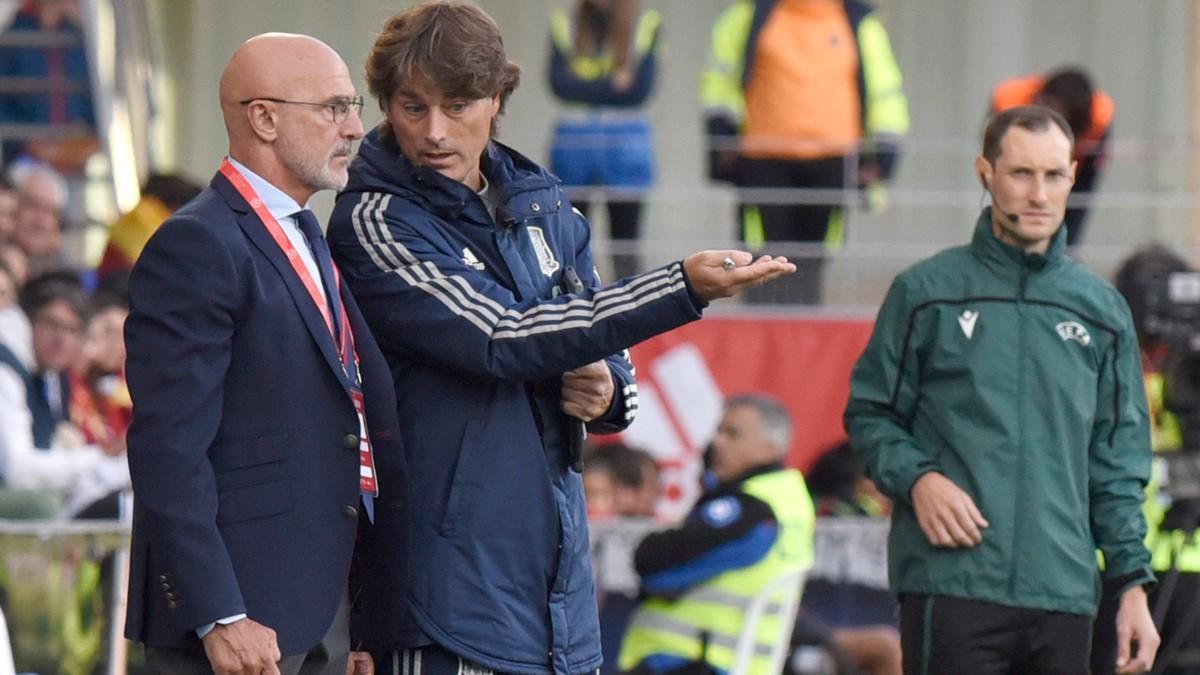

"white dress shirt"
[226, 157, 327, 296]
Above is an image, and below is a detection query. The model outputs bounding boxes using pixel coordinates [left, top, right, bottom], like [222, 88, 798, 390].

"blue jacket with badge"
[328, 128, 705, 675]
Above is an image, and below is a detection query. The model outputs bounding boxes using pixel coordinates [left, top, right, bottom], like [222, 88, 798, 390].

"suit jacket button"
[158, 574, 168, 582]
[344, 504, 358, 519]
[167, 599, 177, 609]
[343, 434, 359, 449]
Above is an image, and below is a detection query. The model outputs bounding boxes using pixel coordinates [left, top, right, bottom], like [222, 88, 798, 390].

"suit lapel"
[210, 173, 352, 392]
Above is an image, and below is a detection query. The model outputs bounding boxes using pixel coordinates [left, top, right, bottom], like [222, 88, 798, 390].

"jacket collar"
[355, 128, 558, 226]
[969, 207, 1066, 273]
[209, 171, 356, 395]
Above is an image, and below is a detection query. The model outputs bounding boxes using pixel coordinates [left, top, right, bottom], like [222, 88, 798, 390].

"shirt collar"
[226, 156, 309, 221]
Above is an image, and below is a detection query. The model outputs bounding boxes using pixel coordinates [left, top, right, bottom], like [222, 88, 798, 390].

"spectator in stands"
[0, 272, 124, 512]
[8, 159, 67, 276]
[618, 394, 815, 675]
[613, 444, 659, 518]
[0, 247, 29, 366]
[584, 444, 622, 519]
[0, 0, 97, 172]
[845, 106, 1157, 673]
[61, 287, 129, 514]
[70, 289, 129, 448]
[990, 67, 1112, 247]
[806, 441, 889, 517]
[701, 0, 908, 305]
[97, 172, 203, 279]
[548, 0, 661, 279]
[329, 3, 795, 672]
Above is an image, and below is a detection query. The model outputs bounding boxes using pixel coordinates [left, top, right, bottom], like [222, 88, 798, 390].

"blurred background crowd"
[0, 0, 1198, 673]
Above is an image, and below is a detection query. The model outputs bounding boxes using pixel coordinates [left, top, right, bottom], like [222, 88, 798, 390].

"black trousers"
[574, 198, 643, 281]
[899, 594, 1091, 675]
[734, 155, 849, 306]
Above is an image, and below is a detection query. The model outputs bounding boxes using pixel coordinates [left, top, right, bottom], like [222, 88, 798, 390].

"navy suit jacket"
[123, 171, 406, 655]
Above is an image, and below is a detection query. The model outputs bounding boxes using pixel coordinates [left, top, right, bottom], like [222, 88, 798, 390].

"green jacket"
[845, 210, 1154, 615]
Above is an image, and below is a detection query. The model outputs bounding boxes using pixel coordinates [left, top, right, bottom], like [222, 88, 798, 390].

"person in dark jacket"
[327, 3, 796, 674]
[846, 105, 1158, 674]
[547, 0, 661, 279]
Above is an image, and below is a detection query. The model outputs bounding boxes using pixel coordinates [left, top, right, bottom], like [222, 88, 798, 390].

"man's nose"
[424, 109, 448, 145]
[1030, 176, 1048, 203]
[342, 105, 365, 140]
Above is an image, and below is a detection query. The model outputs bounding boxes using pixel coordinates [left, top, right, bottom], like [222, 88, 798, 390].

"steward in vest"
[619, 395, 814, 675]
[699, 0, 908, 306]
[548, 0, 661, 280]
[1097, 245, 1200, 673]
[990, 68, 1113, 247]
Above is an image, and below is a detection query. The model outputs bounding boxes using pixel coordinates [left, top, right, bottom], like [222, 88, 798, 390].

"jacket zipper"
[1008, 262, 1031, 599]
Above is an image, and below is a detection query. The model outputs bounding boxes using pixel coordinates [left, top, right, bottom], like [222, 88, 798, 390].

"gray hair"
[725, 394, 792, 455]
[7, 159, 67, 209]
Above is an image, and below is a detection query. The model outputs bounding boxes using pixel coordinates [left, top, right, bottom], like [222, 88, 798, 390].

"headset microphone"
[979, 175, 1019, 223]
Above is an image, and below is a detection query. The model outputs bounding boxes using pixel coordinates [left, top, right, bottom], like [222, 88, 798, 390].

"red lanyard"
[220, 159, 377, 496]
[219, 158, 353, 361]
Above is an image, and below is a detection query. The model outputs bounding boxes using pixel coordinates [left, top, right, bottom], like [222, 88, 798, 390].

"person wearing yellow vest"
[619, 395, 815, 675]
[700, 0, 908, 305]
[990, 67, 1114, 248]
[97, 173, 202, 279]
[1102, 245, 1200, 674]
[548, 0, 661, 280]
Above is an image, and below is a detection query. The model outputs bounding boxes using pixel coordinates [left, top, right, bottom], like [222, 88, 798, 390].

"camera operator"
[1101, 244, 1200, 674]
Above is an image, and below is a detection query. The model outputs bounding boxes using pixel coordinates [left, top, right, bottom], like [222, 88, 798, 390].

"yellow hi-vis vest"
[550, 8, 662, 84]
[618, 469, 815, 675]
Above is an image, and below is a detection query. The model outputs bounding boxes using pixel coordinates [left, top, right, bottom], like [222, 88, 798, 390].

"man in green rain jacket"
[846, 105, 1159, 674]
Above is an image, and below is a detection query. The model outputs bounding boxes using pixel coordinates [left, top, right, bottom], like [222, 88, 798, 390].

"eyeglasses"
[239, 95, 364, 124]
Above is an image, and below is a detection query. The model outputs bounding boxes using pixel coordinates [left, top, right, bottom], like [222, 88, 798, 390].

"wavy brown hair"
[366, 0, 521, 139]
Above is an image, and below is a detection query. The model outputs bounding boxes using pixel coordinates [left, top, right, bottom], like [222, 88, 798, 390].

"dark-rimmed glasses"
[239, 95, 364, 124]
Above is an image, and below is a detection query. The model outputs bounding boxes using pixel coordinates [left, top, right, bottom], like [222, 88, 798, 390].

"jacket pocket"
[216, 477, 293, 525]
[210, 431, 289, 471]
[211, 431, 290, 491]
[439, 420, 481, 536]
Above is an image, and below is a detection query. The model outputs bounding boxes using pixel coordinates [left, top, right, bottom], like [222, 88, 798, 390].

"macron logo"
[958, 309, 978, 339]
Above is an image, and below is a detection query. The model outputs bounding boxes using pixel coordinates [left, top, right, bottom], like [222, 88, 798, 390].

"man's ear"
[245, 101, 279, 142]
[974, 155, 991, 190]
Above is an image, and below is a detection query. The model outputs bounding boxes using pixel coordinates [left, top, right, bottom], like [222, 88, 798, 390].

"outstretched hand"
[683, 251, 796, 302]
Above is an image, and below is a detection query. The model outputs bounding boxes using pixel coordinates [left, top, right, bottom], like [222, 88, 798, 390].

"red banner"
[601, 314, 874, 516]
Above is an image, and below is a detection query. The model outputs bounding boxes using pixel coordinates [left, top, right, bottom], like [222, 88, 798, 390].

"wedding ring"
[722, 256, 736, 271]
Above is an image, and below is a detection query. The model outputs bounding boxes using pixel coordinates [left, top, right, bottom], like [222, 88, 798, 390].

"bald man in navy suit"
[123, 33, 404, 675]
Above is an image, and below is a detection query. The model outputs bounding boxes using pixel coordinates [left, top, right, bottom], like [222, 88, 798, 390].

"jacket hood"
[343, 126, 559, 222]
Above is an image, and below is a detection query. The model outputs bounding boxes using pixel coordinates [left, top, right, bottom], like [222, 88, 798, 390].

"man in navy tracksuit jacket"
[327, 4, 796, 675]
